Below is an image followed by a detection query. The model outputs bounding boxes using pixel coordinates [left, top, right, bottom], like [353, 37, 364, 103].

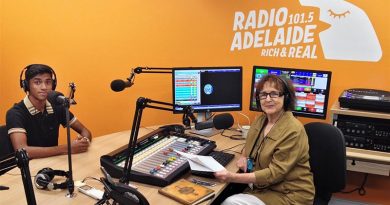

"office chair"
[0, 125, 14, 158]
[304, 122, 346, 205]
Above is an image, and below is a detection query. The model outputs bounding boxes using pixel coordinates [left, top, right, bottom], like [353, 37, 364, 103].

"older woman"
[214, 74, 314, 205]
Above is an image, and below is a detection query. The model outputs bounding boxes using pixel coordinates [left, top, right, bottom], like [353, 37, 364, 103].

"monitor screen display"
[173, 67, 242, 113]
[250, 66, 332, 119]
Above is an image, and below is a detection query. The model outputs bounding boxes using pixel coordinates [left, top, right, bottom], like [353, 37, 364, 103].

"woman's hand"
[236, 156, 247, 172]
[214, 169, 233, 183]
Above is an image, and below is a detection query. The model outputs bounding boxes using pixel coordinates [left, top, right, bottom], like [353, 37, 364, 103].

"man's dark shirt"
[6, 96, 76, 147]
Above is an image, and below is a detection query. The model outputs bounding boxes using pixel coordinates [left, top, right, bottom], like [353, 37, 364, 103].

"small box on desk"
[158, 179, 215, 205]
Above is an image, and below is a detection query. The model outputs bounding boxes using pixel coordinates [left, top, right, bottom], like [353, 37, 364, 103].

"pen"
[191, 178, 216, 187]
[0, 185, 10, 190]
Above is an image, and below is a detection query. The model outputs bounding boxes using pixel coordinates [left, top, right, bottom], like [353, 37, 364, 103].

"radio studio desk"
[0, 127, 244, 205]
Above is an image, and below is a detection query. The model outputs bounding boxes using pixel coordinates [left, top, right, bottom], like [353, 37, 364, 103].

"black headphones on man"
[19, 64, 57, 92]
[255, 75, 291, 111]
[34, 168, 69, 190]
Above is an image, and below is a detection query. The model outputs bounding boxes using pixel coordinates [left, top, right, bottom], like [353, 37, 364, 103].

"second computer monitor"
[173, 67, 242, 113]
[250, 66, 332, 119]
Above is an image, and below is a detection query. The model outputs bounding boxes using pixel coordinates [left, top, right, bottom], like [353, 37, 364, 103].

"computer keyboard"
[191, 151, 235, 178]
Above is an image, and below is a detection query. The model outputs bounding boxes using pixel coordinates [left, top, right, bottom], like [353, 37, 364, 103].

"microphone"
[48, 91, 67, 105]
[110, 79, 133, 92]
[195, 113, 234, 130]
[110, 71, 135, 92]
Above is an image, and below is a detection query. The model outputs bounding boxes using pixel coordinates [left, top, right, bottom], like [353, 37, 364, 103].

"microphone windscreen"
[213, 113, 234, 130]
[47, 91, 65, 105]
[110, 80, 126, 92]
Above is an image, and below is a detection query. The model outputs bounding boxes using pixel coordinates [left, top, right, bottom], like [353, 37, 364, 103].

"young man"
[6, 64, 92, 159]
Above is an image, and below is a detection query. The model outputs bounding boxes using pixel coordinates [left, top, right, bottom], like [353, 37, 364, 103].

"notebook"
[158, 179, 215, 205]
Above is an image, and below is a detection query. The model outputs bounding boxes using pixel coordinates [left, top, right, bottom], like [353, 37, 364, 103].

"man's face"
[28, 73, 53, 102]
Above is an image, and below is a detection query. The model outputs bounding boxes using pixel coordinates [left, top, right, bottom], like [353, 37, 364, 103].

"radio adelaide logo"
[230, 0, 382, 62]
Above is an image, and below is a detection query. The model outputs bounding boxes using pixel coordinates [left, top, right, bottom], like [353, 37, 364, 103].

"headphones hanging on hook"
[19, 64, 57, 92]
[34, 168, 69, 190]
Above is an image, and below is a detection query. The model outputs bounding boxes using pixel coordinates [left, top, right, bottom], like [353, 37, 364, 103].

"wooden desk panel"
[0, 128, 244, 205]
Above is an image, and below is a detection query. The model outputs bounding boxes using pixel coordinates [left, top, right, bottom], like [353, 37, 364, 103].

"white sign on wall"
[230, 0, 382, 62]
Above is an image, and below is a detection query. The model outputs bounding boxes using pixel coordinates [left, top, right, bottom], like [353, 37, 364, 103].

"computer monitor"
[249, 66, 332, 119]
[172, 67, 243, 114]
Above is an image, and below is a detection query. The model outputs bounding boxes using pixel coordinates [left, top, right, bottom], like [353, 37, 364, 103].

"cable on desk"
[206, 113, 215, 121]
[8, 173, 101, 183]
[240, 144, 245, 154]
[340, 172, 368, 196]
[82, 176, 102, 183]
[220, 129, 246, 140]
[220, 142, 246, 154]
[4, 172, 21, 176]
[5, 172, 38, 178]
[141, 126, 157, 131]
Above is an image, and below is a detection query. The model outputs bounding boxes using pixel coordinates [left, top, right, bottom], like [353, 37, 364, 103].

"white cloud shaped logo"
[300, 0, 382, 62]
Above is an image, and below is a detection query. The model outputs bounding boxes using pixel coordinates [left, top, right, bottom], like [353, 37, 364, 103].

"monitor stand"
[189, 112, 222, 137]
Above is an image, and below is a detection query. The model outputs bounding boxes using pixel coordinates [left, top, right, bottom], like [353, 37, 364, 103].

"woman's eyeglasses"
[258, 91, 284, 100]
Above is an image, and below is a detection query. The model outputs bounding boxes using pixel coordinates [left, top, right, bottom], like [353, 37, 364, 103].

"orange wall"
[0, 1, 389, 204]
[1, 0, 389, 139]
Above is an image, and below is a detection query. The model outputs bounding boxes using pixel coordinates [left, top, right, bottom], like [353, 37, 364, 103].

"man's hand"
[71, 136, 90, 153]
[76, 135, 90, 144]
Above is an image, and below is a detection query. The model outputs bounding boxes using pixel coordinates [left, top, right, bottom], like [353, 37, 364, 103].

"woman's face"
[259, 81, 285, 116]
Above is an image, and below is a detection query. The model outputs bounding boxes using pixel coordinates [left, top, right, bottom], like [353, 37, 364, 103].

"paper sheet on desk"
[175, 150, 225, 172]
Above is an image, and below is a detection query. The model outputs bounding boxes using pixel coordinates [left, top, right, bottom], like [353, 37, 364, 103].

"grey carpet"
[329, 197, 381, 205]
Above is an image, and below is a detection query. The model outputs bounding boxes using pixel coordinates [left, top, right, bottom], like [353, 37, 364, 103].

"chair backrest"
[0, 125, 14, 158]
[304, 122, 346, 203]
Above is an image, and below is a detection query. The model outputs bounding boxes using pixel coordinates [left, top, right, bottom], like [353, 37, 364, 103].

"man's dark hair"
[25, 64, 54, 82]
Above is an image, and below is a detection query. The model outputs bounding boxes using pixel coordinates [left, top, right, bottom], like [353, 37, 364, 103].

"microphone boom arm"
[0, 149, 37, 205]
[58, 83, 77, 197]
[133, 67, 172, 74]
